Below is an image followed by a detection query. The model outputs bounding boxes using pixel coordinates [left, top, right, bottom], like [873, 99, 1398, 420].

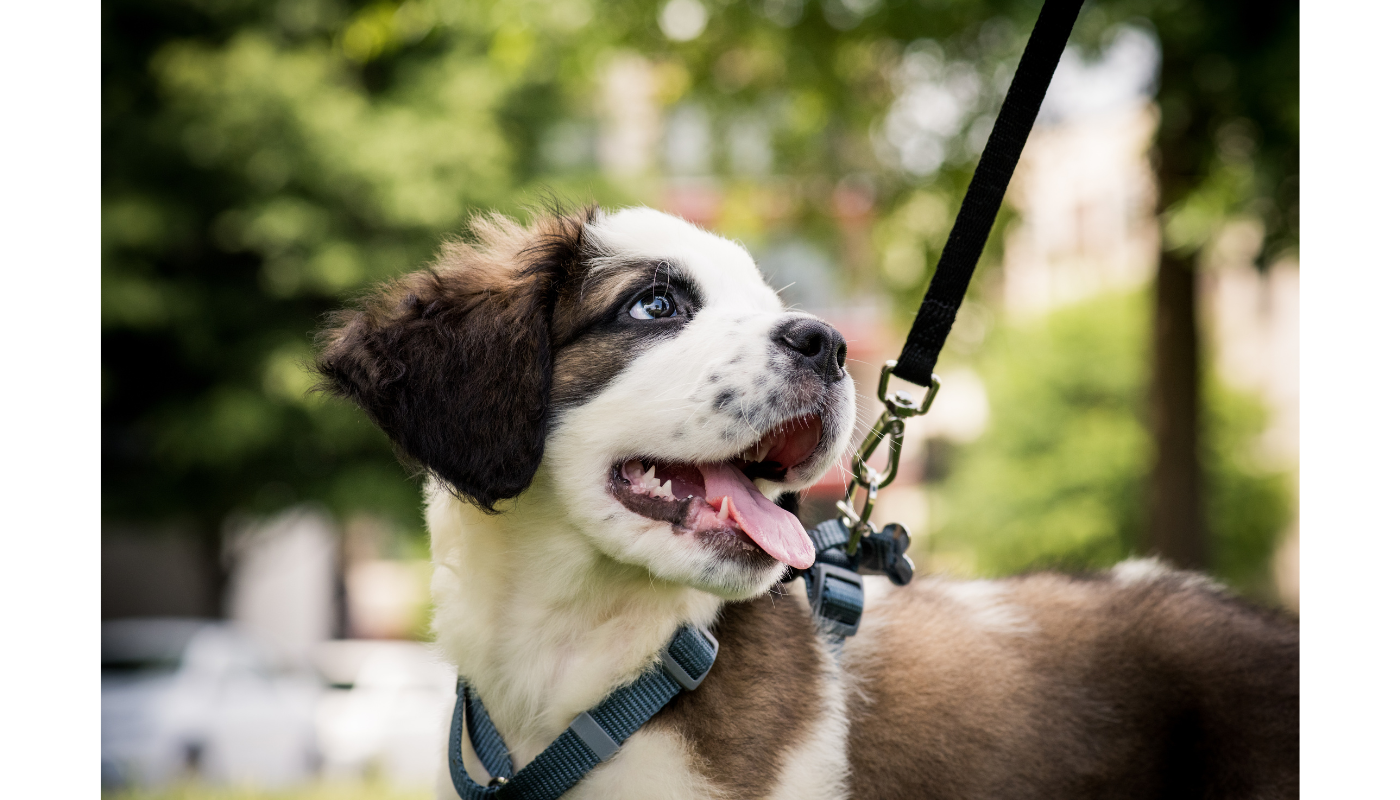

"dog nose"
[772, 317, 847, 383]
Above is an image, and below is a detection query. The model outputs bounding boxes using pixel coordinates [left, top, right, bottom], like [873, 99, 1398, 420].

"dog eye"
[629, 294, 676, 320]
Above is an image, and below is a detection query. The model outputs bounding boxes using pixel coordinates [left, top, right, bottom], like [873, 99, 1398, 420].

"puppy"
[316, 206, 1298, 800]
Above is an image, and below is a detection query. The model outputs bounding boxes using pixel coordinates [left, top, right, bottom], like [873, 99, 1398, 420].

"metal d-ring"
[838, 361, 940, 554]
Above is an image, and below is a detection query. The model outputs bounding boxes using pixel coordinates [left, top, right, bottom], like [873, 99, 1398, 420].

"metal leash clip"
[835, 360, 940, 556]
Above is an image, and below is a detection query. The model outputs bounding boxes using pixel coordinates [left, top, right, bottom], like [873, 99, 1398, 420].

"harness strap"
[809, 518, 851, 553]
[894, 0, 1085, 387]
[448, 625, 718, 800]
[798, 519, 914, 642]
[461, 687, 514, 782]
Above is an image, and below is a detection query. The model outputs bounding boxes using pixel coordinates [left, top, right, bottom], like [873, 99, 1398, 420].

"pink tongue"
[696, 462, 815, 569]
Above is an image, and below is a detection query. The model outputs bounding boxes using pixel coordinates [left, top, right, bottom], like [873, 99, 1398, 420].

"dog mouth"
[608, 414, 823, 570]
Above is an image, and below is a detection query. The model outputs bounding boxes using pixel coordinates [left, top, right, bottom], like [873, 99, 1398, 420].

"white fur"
[571, 728, 727, 800]
[937, 579, 1039, 636]
[428, 208, 858, 798]
[1110, 556, 1174, 585]
[556, 209, 852, 595]
[1111, 556, 1223, 593]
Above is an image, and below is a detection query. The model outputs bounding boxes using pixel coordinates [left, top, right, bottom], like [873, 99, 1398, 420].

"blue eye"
[629, 294, 676, 320]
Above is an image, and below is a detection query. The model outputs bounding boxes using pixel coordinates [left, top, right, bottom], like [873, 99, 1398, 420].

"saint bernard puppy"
[316, 206, 1299, 799]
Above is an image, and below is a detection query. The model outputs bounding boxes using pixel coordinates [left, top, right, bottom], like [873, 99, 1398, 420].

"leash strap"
[448, 625, 718, 800]
[893, 0, 1085, 387]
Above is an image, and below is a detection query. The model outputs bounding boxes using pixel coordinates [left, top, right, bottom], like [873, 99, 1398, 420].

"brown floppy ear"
[315, 209, 594, 511]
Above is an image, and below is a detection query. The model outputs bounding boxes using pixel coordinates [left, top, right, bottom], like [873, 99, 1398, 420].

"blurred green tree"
[1128, 0, 1298, 570]
[931, 290, 1291, 597]
[101, 0, 1037, 566]
[102, 0, 633, 578]
[617, 0, 1296, 572]
[103, 0, 1296, 595]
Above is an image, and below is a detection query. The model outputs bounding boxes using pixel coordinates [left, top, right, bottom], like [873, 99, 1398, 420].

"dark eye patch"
[549, 259, 705, 412]
[556, 260, 702, 347]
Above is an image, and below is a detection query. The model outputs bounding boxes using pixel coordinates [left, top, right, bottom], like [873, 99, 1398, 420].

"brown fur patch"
[316, 205, 712, 498]
[315, 208, 598, 510]
[549, 259, 701, 410]
[654, 590, 825, 800]
[842, 571, 1298, 799]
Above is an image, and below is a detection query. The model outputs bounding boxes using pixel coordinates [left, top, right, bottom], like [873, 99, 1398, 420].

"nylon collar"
[448, 625, 718, 800]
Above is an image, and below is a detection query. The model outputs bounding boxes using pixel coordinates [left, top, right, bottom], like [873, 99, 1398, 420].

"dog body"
[318, 207, 1298, 799]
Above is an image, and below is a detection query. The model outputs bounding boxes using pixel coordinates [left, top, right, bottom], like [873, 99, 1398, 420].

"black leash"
[806, 0, 1085, 639]
[895, 0, 1085, 387]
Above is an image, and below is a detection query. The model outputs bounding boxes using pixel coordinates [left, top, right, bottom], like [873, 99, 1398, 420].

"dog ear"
[315, 209, 595, 511]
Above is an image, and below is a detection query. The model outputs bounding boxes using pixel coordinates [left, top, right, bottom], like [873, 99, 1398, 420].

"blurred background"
[102, 0, 1297, 796]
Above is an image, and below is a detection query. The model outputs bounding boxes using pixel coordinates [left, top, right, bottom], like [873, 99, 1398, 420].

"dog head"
[317, 206, 856, 598]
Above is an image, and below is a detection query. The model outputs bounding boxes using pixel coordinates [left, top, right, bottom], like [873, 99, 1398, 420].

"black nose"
[772, 317, 847, 383]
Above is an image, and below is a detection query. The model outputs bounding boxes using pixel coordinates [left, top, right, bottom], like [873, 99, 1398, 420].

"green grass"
[103, 780, 433, 800]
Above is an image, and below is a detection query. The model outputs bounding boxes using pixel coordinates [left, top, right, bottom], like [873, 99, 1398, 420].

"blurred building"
[101, 618, 322, 788]
[996, 47, 1300, 605]
[1204, 239, 1300, 608]
[1002, 104, 1160, 319]
[342, 513, 433, 640]
[224, 506, 339, 668]
[102, 506, 449, 790]
[313, 638, 455, 786]
[103, 527, 221, 620]
[1001, 25, 1162, 321]
[598, 53, 663, 179]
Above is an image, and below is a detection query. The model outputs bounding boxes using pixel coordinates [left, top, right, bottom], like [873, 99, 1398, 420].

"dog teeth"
[742, 441, 773, 463]
[631, 470, 675, 500]
[718, 496, 731, 522]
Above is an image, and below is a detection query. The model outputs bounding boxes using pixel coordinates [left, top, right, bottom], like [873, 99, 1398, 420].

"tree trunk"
[1146, 248, 1207, 569]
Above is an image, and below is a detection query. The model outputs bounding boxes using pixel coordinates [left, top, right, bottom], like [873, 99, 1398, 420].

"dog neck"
[425, 481, 724, 763]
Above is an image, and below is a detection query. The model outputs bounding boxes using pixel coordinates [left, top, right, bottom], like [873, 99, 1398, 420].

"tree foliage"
[103, 0, 627, 533]
[103, 0, 1296, 588]
[101, 0, 1042, 533]
[931, 290, 1291, 596]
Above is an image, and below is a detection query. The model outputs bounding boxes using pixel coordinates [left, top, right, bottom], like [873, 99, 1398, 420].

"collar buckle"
[659, 626, 718, 690]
